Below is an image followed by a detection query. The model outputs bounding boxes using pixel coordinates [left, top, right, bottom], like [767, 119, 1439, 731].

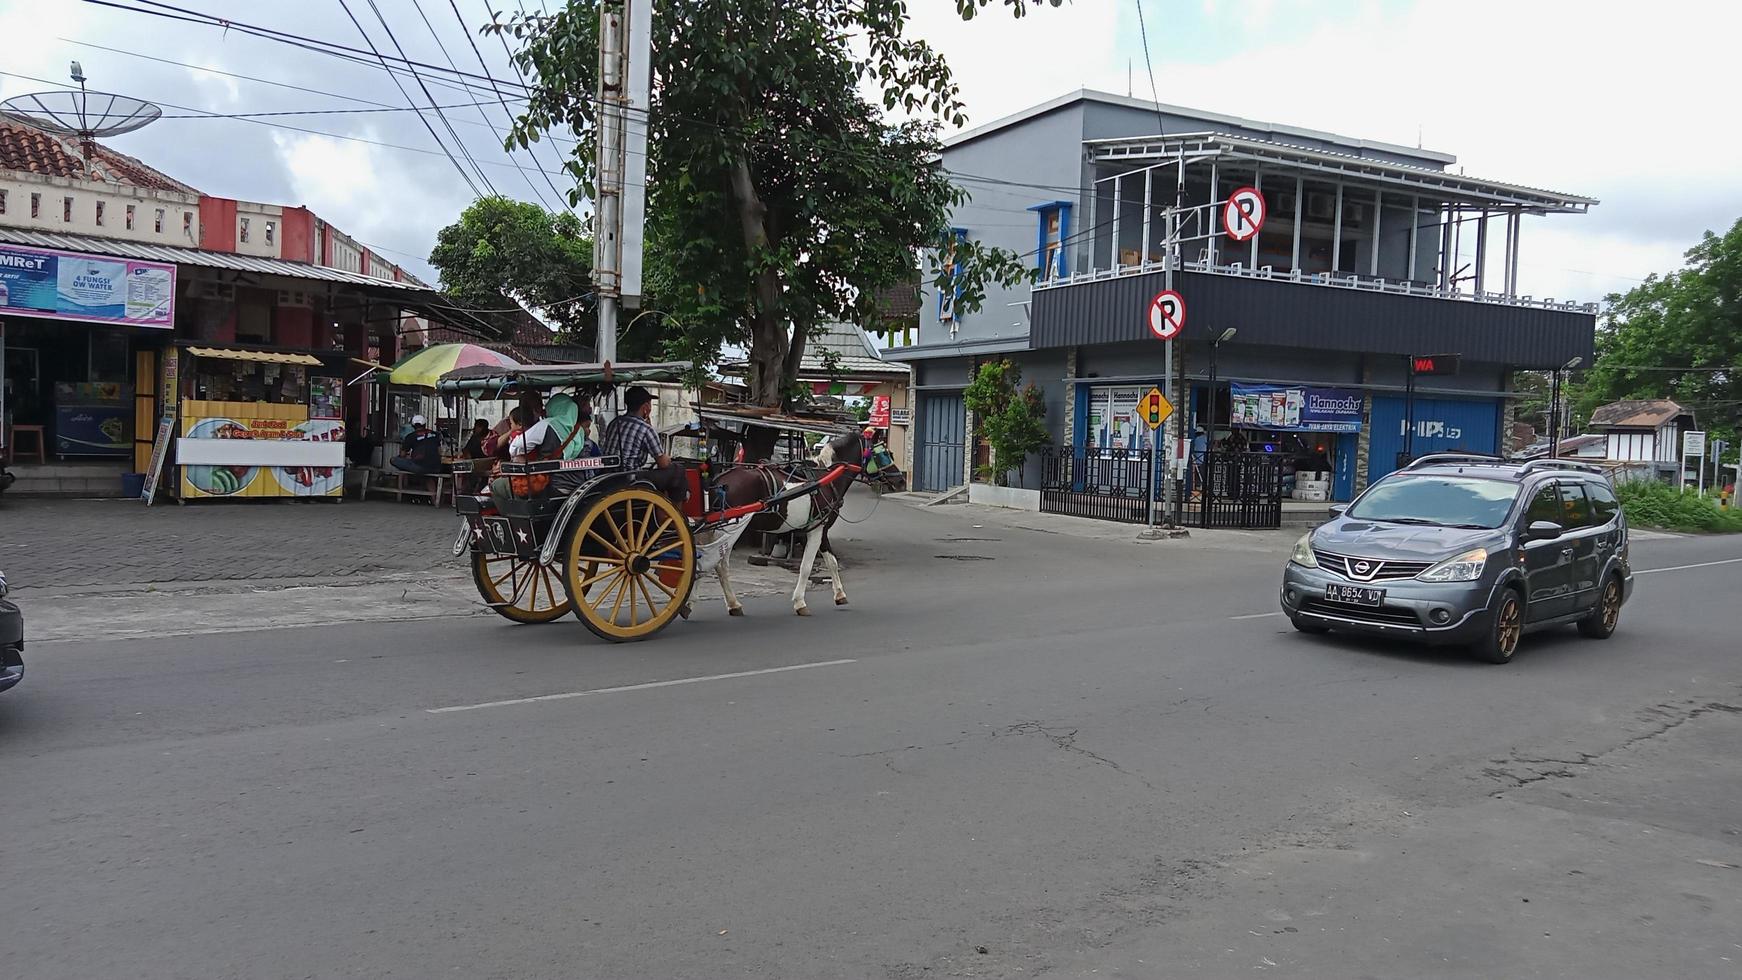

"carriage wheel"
[561, 488, 696, 642]
[471, 552, 573, 624]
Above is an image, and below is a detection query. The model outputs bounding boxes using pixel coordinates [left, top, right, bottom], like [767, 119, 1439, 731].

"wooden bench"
[362, 468, 452, 507]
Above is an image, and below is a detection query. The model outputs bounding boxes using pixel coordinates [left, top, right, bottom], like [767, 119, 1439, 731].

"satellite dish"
[0, 66, 161, 160]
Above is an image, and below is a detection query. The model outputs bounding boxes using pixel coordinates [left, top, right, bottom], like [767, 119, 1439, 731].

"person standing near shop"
[392, 415, 442, 476]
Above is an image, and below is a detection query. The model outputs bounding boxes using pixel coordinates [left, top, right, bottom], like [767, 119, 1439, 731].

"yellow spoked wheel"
[471, 552, 573, 624]
[561, 488, 696, 642]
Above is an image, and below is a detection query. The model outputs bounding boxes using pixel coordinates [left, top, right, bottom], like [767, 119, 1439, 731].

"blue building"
[890, 90, 1596, 508]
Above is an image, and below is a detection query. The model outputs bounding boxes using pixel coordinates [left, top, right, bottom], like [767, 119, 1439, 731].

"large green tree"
[491, 0, 1053, 417]
[1574, 217, 1742, 452]
[428, 196, 595, 337]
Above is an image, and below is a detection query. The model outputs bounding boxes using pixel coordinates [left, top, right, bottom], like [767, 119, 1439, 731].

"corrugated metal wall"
[1031, 271, 1594, 369]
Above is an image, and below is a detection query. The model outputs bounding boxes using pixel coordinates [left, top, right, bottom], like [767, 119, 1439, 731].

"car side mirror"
[1524, 520, 1563, 542]
[1327, 504, 1347, 518]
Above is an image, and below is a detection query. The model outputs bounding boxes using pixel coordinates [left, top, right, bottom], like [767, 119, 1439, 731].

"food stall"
[173, 346, 348, 500]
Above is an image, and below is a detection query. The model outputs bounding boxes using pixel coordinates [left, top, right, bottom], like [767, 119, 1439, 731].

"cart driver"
[602, 386, 687, 501]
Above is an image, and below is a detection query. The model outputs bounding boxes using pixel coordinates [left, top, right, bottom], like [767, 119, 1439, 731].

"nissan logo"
[1353, 561, 1371, 575]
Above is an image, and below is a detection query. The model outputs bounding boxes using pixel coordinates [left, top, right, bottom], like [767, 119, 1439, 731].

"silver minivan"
[1280, 455, 1633, 663]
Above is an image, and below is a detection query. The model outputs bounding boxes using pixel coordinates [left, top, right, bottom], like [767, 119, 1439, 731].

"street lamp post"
[1549, 355, 1583, 458]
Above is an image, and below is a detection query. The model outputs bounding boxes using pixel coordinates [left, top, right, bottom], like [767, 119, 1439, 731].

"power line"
[59, 38, 579, 146]
[357, 0, 500, 195]
[0, 68, 598, 178]
[333, 0, 485, 197]
[449, 0, 573, 210]
[404, 0, 551, 210]
[491, 0, 579, 207]
[1132, 0, 1168, 136]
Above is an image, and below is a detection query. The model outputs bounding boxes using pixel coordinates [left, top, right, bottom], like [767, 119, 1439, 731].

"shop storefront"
[0, 242, 175, 462]
[172, 346, 347, 500]
[1221, 382, 1364, 502]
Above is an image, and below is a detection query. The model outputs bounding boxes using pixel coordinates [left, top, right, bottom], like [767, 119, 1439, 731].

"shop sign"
[0, 243, 175, 329]
[868, 395, 891, 427]
[1231, 383, 1363, 433]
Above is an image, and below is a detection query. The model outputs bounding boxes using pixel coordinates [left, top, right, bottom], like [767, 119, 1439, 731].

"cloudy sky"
[3, 0, 1733, 304]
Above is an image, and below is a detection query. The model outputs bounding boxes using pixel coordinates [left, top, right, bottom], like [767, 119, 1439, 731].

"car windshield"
[1346, 475, 1520, 529]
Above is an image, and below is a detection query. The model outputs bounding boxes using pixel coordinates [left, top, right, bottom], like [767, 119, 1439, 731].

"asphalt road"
[4, 504, 1741, 980]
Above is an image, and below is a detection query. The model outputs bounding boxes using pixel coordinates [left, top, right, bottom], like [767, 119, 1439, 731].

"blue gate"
[915, 392, 967, 493]
[1367, 396, 1501, 485]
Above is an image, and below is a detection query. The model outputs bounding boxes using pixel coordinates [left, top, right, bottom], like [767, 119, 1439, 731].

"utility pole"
[1168, 147, 1185, 528]
[593, 2, 626, 366]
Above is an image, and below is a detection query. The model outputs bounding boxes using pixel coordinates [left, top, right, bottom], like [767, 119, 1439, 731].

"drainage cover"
[934, 554, 994, 561]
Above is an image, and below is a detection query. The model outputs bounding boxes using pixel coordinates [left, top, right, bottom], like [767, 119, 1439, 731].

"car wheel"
[1576, 575, 1623, 639]
[1473, 589, 1523, 664]
[1290, 614, 1329, 634]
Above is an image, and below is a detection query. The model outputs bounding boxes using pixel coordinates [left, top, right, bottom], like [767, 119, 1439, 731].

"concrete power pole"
[593, 2, 625, 366]
[593, 1, 652, 369]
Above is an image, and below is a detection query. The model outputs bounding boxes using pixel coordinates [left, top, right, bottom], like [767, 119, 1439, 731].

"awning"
[188, 346, 323, 366]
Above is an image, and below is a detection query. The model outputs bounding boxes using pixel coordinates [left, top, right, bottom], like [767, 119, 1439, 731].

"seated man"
[601, 385, 687, 501]
[390, 415, 442, 476]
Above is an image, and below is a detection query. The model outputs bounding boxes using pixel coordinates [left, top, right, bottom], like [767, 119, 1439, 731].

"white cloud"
[905, 0, 1121, 127]
[270, 130, 464, 272]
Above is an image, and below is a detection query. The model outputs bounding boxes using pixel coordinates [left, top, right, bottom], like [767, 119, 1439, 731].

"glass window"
[154, 208, 165, 233]
[1558, 482, 1594, 528]
[1587, 481, 1620, 525]
[95, 200, 105, 226]
[1, 189, 9, 214]
[126, 204, 136, 230]
[30, 192, 41, 218]
[240, 216, 250, 243]
[63, 196, 73, 222]
[265, 220, 275, 246]
[1348, 475, 1520, 528]
[1524, 485, 1562, 525]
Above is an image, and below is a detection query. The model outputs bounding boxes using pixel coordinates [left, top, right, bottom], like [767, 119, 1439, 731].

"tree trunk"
[728, 154, 787, 460]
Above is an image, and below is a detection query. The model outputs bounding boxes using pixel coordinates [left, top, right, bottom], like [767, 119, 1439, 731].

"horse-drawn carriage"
[439, 362, 900, 642]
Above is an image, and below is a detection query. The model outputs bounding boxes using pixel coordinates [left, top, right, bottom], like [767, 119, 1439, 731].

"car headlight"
[1417, 547, 1487, 582]
[0, 570, 8, 599]
[1289, 533, 1318, 568]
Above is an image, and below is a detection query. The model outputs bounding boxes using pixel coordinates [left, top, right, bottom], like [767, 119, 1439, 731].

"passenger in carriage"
[602, 385, 688, 502]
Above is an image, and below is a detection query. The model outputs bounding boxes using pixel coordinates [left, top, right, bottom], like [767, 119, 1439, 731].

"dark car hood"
[1313, 520, 1504, 560]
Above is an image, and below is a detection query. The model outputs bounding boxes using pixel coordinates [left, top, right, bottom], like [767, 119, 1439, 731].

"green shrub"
[1615, 480, 1742, 533]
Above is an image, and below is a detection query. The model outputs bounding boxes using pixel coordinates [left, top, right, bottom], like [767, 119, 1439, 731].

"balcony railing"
[1035, 256, 1599, 315]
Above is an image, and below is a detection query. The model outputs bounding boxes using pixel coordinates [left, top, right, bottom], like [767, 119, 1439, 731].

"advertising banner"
[1230, 383, 1363, 433]
[178, 404, 347, 499]
[0, 243, 175, 328]
[868, 395, 891, 427]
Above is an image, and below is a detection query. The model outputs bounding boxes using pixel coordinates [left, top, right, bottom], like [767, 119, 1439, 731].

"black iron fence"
[1039, 447, 1158, 524]
[1038, 447, 1283, 529]
[1188, 451, 1284, 529]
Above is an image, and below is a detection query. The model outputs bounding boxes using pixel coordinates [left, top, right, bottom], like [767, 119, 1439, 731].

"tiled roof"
[719, 322, 907, 381]
[1588, 399, 1688, 429]
[0, 118, 196, 193]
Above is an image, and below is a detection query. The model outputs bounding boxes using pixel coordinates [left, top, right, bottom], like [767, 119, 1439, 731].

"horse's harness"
[720, 459, 846, 534]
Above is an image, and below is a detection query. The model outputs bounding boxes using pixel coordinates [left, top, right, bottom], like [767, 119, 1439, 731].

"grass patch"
[1616, 480, 1742, 533]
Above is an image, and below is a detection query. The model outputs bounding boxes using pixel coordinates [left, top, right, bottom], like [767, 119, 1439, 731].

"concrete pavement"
[3, 497, 1741, 979]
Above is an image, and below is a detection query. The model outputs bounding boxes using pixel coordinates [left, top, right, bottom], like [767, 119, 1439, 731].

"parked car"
[1280, 455, 1633, 663]
[0, 570, 21, 692]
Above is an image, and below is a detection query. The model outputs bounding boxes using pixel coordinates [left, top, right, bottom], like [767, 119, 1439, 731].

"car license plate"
[1325, 583, 1385, 607]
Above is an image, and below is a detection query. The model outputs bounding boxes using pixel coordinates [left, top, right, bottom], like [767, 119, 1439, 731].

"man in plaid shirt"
[603, 386, 686, 499]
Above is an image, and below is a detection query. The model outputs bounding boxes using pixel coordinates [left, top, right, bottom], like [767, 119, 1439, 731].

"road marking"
[1230, 612, 1283, 620]
[1635, 557, 1742, 575]
[425, 659, 859, 714]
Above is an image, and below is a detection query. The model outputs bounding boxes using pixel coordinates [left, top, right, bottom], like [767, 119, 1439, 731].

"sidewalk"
[1, 497, 793, 641]
[2, 498, 459, 591]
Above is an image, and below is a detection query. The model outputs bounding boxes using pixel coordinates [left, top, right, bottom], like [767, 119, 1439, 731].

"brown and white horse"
[703, 430, 863, 617]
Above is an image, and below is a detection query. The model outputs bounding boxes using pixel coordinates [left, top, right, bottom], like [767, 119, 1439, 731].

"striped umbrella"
[388, 343, 521, 388]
